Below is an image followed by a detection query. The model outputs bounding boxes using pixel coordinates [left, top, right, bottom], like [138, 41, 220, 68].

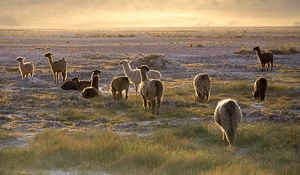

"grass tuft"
[0, 123, 299, 174]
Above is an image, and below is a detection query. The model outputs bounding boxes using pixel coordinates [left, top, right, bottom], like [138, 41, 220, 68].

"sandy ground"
[0, 27, 300, 147]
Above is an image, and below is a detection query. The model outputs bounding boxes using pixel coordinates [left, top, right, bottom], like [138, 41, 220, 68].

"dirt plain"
[0, 27, 300, 148]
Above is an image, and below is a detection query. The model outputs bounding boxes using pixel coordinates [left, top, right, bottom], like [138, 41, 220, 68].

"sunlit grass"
[0, 90, 12, 106]
[0, 122, 299, 174]
[0, 129, 17, 140]
[234, 45, 300, 55]
[50, 76, 300, 123]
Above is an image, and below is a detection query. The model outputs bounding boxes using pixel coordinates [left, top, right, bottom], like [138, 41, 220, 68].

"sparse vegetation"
[0, 28, 299, 174]
[190, 43, 204, 47]
[0, 129, 17, 140]
[0, 123, 299, 174]
[234, 46, 299, 55]
[75, 33, 136, 38]
[269, 46, 299, 55]
[234, 48, 253, 55]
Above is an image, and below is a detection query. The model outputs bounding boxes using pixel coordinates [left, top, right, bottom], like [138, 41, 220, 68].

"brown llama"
[253, 77, 268, 101]
[253, 47, 273, 71]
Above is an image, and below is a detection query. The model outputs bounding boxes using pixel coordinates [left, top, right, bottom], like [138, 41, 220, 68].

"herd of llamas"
[15, 46, 272, 146]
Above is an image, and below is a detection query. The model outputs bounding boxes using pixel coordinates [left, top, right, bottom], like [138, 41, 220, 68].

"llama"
[72, 70, 101, 91]
[61, 70, 101, 91]
[119, 60, 162, 95]
[253, 47, 273, 71]
[16, 57, 34, 79]
[253, 77, 267, 101]
[45, 53, 67, 83]
[61, 79, 78, 90]
[193, 74, 211, 102]
[82, 75, 99, 98]
[138, 65, 164, 114]
[110, 76, 130, 100]
[214, 99, 243, 146]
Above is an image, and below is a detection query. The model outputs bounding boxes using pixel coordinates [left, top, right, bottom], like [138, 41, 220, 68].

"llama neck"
[140, 71, 149, 82]
[92, 76, 99, 89]
[122, 63, 132, 76]
[18, 60, 25, 67]
[91, 72, 95, 80]
[47, 56, 54, 66]
[255, 49, 262, 58]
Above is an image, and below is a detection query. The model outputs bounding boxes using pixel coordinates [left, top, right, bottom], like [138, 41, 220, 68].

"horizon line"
[0, 26, 299, 31]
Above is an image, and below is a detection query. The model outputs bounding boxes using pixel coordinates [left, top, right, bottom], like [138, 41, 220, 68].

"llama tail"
[226, 100, 236, 140]
[154, 80, 164, 97]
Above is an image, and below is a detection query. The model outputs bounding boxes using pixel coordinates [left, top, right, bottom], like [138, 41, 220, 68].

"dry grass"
[0, 90, 13, 106]
[75, 33, 136, 38]
[190, 43, 204, 48]
[234, 48, 253, 55]
[0, 130, 17, 140]
[234, 45, 300, 55]
[0, 122, 299, 174]
[269, 46, 299, 55]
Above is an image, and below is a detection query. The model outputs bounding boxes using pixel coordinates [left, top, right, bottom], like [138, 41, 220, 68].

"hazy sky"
[0, 0, 299, 28]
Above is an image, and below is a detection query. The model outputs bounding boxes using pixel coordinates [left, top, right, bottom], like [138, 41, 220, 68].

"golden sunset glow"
[0, 0, 299, 28]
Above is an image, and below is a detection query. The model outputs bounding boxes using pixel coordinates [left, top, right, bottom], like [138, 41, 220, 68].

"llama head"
[138, 65, 149, 72]
[45, 52, 53, 58]
[119, 60, 130, 65]
[16, 57, 24, 62]
[253, 47, 260, 51]
[72, 77, 80, 82]
[92, 70, 101, 76]
[252, 90, 259, 99]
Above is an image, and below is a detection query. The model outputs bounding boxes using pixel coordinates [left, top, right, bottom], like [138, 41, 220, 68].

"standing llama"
[193, 74, 211, 102]
[138, 65, 164, 114]
[45, 53, 67, 83]
[119, 60, 162, 95]
[16, 57, 35, 79]
[110, 76, 130, 101]
[214, 99, 243, 146]
[253, 77, 268, 101]
[253, 47, 273, 71]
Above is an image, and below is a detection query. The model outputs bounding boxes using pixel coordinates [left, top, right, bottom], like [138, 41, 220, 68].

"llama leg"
[157, 98, 161, 115]
[62, 70, 67, 81]
[52, 72, 57, 82]
[205, 90, 209, 102]
[112, 90, 117, 100]
[118, 91, 122, 100]
[148, 101, 151, 111]
[142, 95, 147, 111]
[261, 63, 265, 71]
[56, 73, 59, 83]
[150, 99, 155, 114]
[21, 73, 25, 79]
[270, 61, 273, 71]
[125, 89, 128, 101]
[267, 63, 270, 71]
[135, 83, 139, 95]
[261, 90, 265, 101]
[223, 132, 228, 144]
[196, 90, 201, 102]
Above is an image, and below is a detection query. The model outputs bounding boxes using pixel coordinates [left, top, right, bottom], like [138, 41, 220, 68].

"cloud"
[0, 0, 299, 28]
